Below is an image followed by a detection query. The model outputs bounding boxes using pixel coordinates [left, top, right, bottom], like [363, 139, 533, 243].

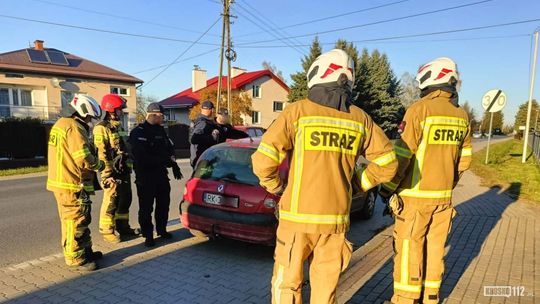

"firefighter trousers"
[271, 225, 353, 304]
[53, 191, 93, 266]
[136, 179, 171, 238]
[391, 201, 455, 304]
[99, 174, 133, 235]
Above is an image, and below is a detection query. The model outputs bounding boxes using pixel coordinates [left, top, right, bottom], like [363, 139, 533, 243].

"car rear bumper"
[180, 200, 277, 245]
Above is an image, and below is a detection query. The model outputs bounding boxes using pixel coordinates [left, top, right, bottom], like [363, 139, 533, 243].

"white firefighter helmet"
[307, 49, 354, 89]
[70, 94, 102, 119]
[415, 57, 459, 90]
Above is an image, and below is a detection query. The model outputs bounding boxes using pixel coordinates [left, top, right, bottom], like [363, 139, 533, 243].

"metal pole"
[226, 0, 232, 120]
[216, 0, 227, 112]
[523, 30, 539, 163]
[485, 112, 494, 164]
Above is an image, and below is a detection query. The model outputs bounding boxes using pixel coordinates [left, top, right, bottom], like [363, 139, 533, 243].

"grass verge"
[0, 166, 48, 177]
[471, 139, 540, 202]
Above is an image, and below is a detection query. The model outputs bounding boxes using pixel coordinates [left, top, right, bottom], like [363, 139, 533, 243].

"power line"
[26, 0, 223, 38]
[0, 14, 222, 46]
[235, 0, 410, 38]
[237, 0, 494, 45]
[237, 0, 308, 53]
[233, 18, 540, 48]
[133, 48, 220, 74]
[233, 2, 307, 56]
[140, 17, 222, 89]
[235, 33, 531, 48]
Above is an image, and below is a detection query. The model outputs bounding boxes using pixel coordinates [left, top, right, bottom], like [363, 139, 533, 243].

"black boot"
[144, 236, 155, 247]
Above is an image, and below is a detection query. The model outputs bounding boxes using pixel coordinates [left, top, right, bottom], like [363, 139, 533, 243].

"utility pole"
[523, 30, 539, 163]
[216, 0, 236, 118]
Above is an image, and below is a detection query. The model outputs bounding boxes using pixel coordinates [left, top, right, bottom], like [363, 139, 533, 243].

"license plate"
[203, 193, 239, 208]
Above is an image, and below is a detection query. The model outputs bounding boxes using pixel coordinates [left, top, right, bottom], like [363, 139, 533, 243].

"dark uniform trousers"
[136, 177, 170, 237]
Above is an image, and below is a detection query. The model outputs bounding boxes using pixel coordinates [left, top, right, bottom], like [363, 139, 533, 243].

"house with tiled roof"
[0, 40, 142, 127]
[160, 66, 289, 128]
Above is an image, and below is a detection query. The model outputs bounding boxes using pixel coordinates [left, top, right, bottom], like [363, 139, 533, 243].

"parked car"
[472, 131, 482, 139]
[179, 138, 377, 245]
[234, 126, 265, 138]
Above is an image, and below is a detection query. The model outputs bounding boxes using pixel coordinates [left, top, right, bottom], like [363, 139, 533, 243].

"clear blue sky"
[2, 0, 540, 124]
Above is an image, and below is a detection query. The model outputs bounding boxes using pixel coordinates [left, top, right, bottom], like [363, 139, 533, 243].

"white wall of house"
[0, 73, 138, 128]
[243, 75, 288, 128]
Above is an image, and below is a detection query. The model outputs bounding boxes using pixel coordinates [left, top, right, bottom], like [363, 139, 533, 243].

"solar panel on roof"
[46, 50, 69, 66]
[26, 49, 50, 64]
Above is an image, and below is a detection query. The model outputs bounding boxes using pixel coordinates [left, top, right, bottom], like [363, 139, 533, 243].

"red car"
[233, 126, 265, 138]
[180, 138, 377, 245]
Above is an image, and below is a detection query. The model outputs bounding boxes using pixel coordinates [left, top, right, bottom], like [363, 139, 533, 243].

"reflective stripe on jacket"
[252, 99, 397, 234]
[47, 117, 104, 194]
[383, 90, 472, 205]
[93, 119, 131, 178]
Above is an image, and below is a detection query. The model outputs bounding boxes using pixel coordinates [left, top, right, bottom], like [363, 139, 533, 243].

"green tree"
[354, 49, 404, 136]
[288, 37, 322, 103]
[514, 100, 540, 131]
[480, 111, 504, 133]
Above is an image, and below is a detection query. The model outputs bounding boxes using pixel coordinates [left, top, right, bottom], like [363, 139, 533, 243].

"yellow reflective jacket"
[93, 119, 131, 178]
[382, 90, 472, 205]
[47, 117, 104, 194]
[252, 99, 398, 234]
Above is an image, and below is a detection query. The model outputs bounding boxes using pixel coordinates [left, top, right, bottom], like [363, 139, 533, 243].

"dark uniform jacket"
[128, 121, 175, 183]
[190, 114, 220, 167]
[216, 123, 249, 143]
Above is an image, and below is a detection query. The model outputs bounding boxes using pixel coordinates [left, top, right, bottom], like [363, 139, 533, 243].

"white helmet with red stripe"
[415, 57, 459, 90]
[307, 49, 354, 89]
[70, 94, 102, 119]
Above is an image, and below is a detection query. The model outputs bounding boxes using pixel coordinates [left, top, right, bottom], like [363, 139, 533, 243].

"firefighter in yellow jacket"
[380, 57, 472, 304]
[47, 94, 105, 271]
[252, 49, 398, 304]
[94, 94, 140, 243]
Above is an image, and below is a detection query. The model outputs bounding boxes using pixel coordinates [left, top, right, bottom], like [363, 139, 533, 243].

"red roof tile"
[0, 48, 142, 84]
[160, 69, 288, 107]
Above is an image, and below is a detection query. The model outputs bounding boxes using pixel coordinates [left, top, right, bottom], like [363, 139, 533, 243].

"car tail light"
[264, 198, 276, 209]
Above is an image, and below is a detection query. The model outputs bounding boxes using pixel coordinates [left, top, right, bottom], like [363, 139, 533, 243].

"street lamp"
[522, 28, 540, 163]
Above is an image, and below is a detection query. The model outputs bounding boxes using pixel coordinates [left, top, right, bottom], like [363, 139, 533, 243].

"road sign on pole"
[482, 89, 506, 164]
[482, 89, 507, 113]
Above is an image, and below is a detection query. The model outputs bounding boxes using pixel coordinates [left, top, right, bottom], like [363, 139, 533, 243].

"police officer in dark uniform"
[128, 103, 183, 247]
[215, 108, 249, 143]
[190, 100, 221, 168]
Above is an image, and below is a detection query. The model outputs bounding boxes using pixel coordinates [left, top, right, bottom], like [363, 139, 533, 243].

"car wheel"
[189, 229, 209, 238]
[358, 190, 376, 219]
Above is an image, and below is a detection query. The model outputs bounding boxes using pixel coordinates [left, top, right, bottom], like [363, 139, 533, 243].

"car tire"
[189, 229, 209, 238]
[358, 190, 376, 220]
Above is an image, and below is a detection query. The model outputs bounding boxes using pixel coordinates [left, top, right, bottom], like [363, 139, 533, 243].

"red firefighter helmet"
[101, 94, 127, 113]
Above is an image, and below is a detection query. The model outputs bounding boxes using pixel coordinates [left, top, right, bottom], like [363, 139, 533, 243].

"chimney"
[192, 66, 207, 92]
[34, 40, 44, 50]
[231, 67, 246, 78]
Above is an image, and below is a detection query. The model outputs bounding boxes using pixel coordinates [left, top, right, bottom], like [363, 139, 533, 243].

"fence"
[530, 132, 540, 165]
[0, 119, 51, 160]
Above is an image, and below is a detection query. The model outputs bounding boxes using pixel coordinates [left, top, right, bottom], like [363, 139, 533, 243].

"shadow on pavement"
[347, 183, 521, 304]
[9, 229, 275, 304]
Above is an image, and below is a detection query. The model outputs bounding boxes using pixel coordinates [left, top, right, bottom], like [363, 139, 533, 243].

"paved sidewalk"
[341, 171, 540, 304]
[1, 137, 538, 304]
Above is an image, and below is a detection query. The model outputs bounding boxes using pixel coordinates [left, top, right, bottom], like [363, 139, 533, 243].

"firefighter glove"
[113, 153, 128, 174]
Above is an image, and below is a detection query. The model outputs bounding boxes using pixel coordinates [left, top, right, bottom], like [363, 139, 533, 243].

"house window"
[20, 90, 32, 106]
[0, 89, 9, 105]
[252, 111, 260, 124]
[12, 89, 19, 106]
[111, 86, 129, 96]
[61, 91, 75, 108]
[252, 85, 261, 98]
[273, 101, 284, 112]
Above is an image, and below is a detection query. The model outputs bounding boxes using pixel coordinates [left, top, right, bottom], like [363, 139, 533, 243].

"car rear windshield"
[193, 146, 259, 185]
